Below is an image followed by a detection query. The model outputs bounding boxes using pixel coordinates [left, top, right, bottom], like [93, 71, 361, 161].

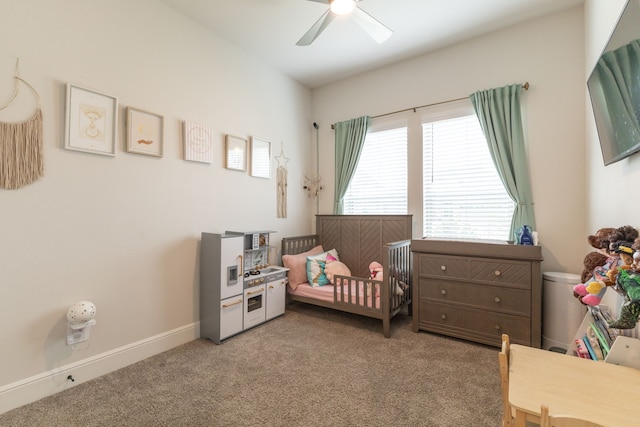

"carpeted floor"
[0, 302, 502, 426]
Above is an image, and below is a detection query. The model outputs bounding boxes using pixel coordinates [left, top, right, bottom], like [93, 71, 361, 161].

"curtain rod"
[330, 82, 529, 129]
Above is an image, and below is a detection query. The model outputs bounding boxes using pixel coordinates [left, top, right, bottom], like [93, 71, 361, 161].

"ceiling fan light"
[330, 0, 356, 15]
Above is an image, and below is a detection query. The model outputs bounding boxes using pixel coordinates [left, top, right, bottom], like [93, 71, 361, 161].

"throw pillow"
[325, 260, 351, 285]
[282, 245, 324, 290]
[306, 248, 338, 287]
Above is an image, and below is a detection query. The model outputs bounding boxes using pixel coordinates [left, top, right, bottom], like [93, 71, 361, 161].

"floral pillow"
[306, 249, 338, 287]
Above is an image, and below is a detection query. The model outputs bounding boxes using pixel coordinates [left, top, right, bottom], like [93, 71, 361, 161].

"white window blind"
[343, 126, 407, 214]
[422, 115, 514, 240]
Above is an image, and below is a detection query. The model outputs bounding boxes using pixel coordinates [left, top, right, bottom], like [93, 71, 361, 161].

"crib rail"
[331, 275, 383, 312]
[331, 240, 411, 311]
[384, 239, 412, 314]
[282, 234, 318, 256]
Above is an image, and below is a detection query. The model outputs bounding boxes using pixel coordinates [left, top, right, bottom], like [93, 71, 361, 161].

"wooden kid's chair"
[540, 404, 605, 427]
[500, 335, 548, 427]
[499, 333, 513, 427]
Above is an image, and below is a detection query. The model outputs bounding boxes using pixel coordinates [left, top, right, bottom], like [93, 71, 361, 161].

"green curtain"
[595, 39, 640, 155]
[470, 84, 535, 238]
[333, 116, 371, 214]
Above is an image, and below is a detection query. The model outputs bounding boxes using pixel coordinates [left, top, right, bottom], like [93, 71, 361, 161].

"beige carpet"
[0, 302, 502, 426]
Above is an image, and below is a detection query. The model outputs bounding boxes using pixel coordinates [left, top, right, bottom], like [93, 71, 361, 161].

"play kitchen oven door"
[243, 280, 266, 329]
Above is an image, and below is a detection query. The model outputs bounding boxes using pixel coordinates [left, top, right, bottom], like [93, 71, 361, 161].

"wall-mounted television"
[588, 0, 640, 166]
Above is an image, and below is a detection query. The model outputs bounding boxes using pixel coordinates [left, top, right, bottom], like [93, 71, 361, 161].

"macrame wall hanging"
[0, 59, 43, 190]
[275, 143, 289, 218]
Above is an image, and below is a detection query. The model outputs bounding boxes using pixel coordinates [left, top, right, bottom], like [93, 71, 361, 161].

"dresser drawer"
[470, 258, 531, 288]
[420, 278, 531, 316]
[418, 300, 531, 346]
[417, 254, 469, 280]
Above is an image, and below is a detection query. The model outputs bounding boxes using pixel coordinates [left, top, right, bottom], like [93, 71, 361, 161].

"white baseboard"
[0, 322, 200, 415]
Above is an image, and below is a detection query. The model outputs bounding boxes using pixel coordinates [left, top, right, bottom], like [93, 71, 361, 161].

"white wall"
[584, 0, 635, 226]
[0, 0, 313, 412]
[311, 7, 587, 275]
[583, 0, 636, 315]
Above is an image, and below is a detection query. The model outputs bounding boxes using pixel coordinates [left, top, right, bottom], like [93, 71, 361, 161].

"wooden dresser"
[412, 239, 543, 348]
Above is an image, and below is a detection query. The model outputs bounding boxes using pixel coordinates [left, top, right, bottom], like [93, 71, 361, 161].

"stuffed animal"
[574, 252, 621, 306]
[368, 261, 405, 296]
[586, 227, 617, 253]
[573, 226, 639, 306]
[573, 227, 618, 305]
[574, 251, 610, 305]
[580, 252, 609, 284]
[581, 227, 618, 283]
[573, 229, 640, 329]
[605, 241, 636, 288]
[369, 261, 383, 281]
[324, 254, 351, 285]
[608, 243, 640, 329]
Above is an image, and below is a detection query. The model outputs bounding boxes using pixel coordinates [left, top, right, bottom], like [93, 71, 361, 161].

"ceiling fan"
[296, 0, 393, 46]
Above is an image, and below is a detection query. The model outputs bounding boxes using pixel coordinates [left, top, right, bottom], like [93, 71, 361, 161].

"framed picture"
[225, 135, 247, 171]
[64, 83, 118, 156]
[250, 136, 271, 179]
[126, 107, 163, 157]
[184, 120, 213, 164]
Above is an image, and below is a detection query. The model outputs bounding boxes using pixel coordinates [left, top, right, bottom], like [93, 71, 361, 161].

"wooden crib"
[281, 215, 413, 337]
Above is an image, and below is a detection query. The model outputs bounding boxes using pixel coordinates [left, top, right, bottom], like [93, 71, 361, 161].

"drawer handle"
[494, 270, 501, 276]
[494, 297, 501, 303]
[440, 289, 447, 295]
[440, 265, 447, 271]
[222, 299, 243, 308]
[441, 314, 447, 320]
[495, 324, 501, 330]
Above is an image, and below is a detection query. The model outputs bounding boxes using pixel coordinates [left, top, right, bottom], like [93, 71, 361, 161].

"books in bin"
[574, 336, 590, 359]
[575, 306, 621, 361]
[590, 306, 620, 343]
[586, 327, 604, 360]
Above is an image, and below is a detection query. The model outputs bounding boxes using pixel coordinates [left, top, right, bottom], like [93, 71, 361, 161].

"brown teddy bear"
[586, 227, 617, 252]
[607, 225, 639, 251]
[581, 251, 609, 283]
[580, 227, 616, 283]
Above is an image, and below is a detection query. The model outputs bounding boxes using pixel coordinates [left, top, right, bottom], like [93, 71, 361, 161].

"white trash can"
[542, 271, 586, 352]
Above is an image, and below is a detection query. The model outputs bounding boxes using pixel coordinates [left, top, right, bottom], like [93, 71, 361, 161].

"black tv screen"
[588, 0, 640, 166]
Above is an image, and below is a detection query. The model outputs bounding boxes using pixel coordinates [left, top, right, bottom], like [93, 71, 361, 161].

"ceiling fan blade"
[296, 10, 335, 46]
[352, 6, 393, 44]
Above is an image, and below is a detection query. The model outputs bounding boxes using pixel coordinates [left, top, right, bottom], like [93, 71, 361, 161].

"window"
[343, 126, 407, 214]
[340, 101, 514, 241]
[422, 114, 514, 240]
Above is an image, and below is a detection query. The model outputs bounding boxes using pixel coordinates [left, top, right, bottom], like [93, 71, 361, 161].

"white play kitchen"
[200, 230, 288, 344]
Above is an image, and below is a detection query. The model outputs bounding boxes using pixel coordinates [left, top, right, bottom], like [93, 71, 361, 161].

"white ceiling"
[161, 0, 584, 89]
